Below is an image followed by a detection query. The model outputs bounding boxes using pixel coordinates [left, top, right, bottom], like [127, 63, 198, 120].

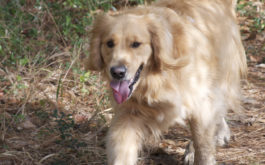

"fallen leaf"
[249, 55, 259, 62]
[245, 31, 257, 41]
[21, 119, 37, 129]
[74, 114, 88, 124]
[0, 92, 4, 99]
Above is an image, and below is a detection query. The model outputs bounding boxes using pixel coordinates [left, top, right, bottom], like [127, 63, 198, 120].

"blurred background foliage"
[0, 0, 263, 69]
[0, 0, 151, 68]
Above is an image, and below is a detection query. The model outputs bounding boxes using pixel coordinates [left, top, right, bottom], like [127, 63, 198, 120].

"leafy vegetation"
[237, 0, 265, 33]
[0, 0, 147, 69]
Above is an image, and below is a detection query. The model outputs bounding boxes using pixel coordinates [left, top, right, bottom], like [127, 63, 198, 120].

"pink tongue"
[110, 80, 130, 104]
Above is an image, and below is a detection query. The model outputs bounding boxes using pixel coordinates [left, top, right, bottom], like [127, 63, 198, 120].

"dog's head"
[86, 11, 187, 104]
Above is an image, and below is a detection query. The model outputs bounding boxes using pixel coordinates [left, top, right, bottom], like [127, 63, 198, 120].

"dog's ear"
[147, 14, 173, 71]
[85, 14, 112, 71]
[146, 14, 189, 71]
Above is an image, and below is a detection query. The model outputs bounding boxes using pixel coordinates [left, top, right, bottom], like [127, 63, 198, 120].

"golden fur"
[86, 0, 247, 164]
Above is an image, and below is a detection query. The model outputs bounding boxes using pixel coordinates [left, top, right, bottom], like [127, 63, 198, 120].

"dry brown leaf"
[74, 114, 88, 124]
[0, 92, 4, 99]
[21, 118, 37, 129]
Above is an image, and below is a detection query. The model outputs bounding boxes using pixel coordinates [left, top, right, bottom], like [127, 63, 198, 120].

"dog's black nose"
[110, 65, 127, 80]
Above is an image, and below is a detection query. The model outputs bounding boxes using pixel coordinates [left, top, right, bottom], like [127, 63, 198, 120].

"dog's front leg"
[106, 112, 145, 165]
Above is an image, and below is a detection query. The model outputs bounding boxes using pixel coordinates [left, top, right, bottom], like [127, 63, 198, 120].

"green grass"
[0, 0, 148, 69]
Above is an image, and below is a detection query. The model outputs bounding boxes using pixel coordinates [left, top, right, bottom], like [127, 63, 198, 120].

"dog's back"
[154, 0, 247, 112]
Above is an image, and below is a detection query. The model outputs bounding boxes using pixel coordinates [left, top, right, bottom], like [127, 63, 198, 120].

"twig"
[38, 153, 58, 164]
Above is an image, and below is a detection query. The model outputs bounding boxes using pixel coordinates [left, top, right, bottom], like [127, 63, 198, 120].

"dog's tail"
[224, 0, 238, 17]
[222, 0, 237, 8]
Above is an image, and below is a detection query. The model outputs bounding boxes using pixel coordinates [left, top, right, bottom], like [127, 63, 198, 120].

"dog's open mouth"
[110, 64, 144, 104]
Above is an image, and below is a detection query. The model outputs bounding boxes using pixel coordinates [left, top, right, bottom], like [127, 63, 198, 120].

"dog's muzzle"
[110, 64, 144, 104]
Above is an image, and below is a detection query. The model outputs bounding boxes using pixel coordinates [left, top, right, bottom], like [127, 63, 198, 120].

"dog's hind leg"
[184, 103, 217, 165]
[106, 112, 147, 165]
[184, 117, 230, 165]
[190, 118, 216, 165]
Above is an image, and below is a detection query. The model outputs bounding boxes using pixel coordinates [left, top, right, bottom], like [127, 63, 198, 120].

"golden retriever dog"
[86, 0, 247, 164]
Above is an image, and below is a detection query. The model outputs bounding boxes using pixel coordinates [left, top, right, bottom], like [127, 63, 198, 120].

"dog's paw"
[184, 141, 195, 165]
[216, 132, 230, 147]
[216, 118, 230, 146]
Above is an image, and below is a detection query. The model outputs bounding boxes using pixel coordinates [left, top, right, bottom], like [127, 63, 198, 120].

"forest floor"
[0, 0, 264, 164]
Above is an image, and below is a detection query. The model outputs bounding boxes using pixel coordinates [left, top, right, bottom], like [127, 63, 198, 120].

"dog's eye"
[131, 42, 141, 48]
[106, 40, 115, 48]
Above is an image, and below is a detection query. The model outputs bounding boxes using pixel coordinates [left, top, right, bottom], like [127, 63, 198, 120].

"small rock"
[242, 97, 258, 104]
[256, 63, 265, 68]
[17, 126, 23, 131]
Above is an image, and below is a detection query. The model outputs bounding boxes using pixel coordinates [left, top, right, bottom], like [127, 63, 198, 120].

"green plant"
[237, 0, 265, 33]
[13, 114, 25, 123]
[52, 109, 87, 149]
